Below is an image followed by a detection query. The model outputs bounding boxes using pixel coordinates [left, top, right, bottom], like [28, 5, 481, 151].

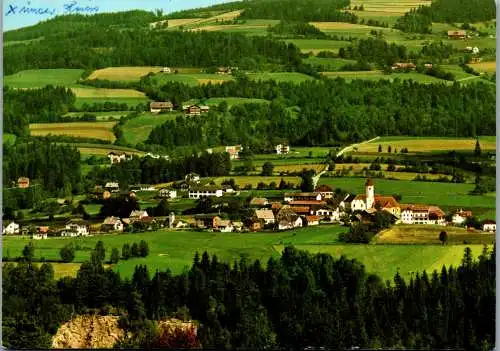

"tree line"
[3, 244, 495, 350]
[394, 0, 495, 33]
[142, 76, 495, 148]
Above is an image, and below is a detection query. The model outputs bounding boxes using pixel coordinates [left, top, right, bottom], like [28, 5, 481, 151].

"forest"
[4, 86, 76, 136]
[3, 244, 495, 350]
[4, 29, 303, 75]
[395, 0, 495, 33]
[143, 77, 495, 149]
[239, 0, 357, 23]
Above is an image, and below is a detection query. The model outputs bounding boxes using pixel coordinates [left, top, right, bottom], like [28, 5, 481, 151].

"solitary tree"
[60, 244, 75, 263]
[439, 230, 448, 245]
[110, 248, 120, 264]
[22, 242, 35, 262]
[131, 242, 140, 257]
[261, 162, 274, 176]
[378, 145, 382, 152]
[388, 145, 392, 153]
[94, 241, 106, 263]
[122, 243, 131, 260]
[474, 138, 482, 157]
[300, 170, 315, 192]
[139, 240, 150, 257]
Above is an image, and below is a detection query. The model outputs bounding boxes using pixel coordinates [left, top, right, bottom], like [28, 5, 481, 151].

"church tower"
[365, 178, 375, 209]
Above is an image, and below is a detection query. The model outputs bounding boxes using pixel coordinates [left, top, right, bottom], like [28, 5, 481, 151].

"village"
[3, 173, 496, 240]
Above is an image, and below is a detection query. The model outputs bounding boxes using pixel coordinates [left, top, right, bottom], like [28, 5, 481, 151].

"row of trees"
[3, 245, 495, 349]
[143, 77, 495, 147]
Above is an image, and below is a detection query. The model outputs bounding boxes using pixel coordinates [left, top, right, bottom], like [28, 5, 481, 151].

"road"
[335, 136, 380, 158]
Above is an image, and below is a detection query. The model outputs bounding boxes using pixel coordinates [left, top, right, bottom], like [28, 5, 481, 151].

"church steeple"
[366, 178, 375, 209]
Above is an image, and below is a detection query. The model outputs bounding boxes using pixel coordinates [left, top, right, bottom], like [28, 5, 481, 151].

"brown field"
[71, 87, 146, 98]
[272, 164, 325, 173]
[468, 61, 496, 73]
[357, 138, 496, 153]
[376, 224, 495, 245]
[197, 78, 227, 85]
[30, 122, 117, 142]
[87, 67, 163, 81]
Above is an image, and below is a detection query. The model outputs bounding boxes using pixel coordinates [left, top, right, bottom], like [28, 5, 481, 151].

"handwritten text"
[5, 1, 100, 17]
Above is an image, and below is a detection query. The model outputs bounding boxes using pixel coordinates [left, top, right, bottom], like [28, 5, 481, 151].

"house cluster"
[448, 30, 468, 39]
[107, 152, 133, 164]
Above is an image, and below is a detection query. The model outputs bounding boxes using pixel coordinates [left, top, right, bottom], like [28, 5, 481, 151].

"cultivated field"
[376, 224, 496, 244]
[121, 113, 181, 146]
[73, 143, 144, 156]
[212, 176, 302, 187]
[29, 122, 117, 142]
[87, 67, 163, 81]
[71, 87, 146, 98]
[468, 61, 497, 73]
[150, 73, 234, 87]
[4, 69, 84, 88]
[3, 226, 489, 281]
[200, 97, 270, 107]
[350, 0, 432, 15]
[357, 137, 496, 153]
[318, 177, 496, 209]
[270, 164, 326, 174]
[322, 71, 450, 84]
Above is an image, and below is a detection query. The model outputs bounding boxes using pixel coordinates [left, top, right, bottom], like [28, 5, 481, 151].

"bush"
[60, 244, 75, 263]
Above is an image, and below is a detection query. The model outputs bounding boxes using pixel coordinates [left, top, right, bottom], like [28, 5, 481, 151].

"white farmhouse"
[400, 205, 446, 225]
[65, 220, 90, 236]
[275, 144, 290, 155]
[2, 221, 20, 235]
[188, 186, 224, 199]
[452, 210, 473, 225]
[483, 220, 496, 232]
[159, 188, 177, 199]
[32, 233, 48, 240]
[102, 217, 124, 232]
[255, 209, 275, 225]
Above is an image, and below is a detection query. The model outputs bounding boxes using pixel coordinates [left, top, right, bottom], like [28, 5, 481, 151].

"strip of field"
[71, 87, 146, 98]
[318, 177, 496, 209]
[121, 113, 181, 146]
[29, 122, 117, 142]
[376, 224, 495, 245]
[71, 143, 144, 156]
[359, 137, 496, 153]
[4, 227, 488, 281]
[150, 73, 234, 87]
[468, 61, 496, 73]
[87, 67, 163, 81]
[4, 69, 84, 88]
[322, 71, 450, 84]
[247, 72, 315, 83]
[200, 97, 270, 107]
[212, 176, 302, 187]
[271, 164, 326, 174]
[74, 97, 149, 108]
[303, 57, 358, 71]
[64, 111, 131, 121]
[284, 39, 351, 54]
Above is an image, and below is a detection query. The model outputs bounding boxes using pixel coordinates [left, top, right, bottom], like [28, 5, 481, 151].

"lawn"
[29, 121, 117, 142]
[247, 72, 315, 83]
[318, 177, 496, 209]
[376, 224, 495, 245]
[3, 227, 488, 281]
[87, 67, 163, 81]
[322, 71, 450, 84]
[74, 97, 149, 108]
[121, 112, 181, 146]
[4, 69, 84, 88]
[358, 136, 496, 153]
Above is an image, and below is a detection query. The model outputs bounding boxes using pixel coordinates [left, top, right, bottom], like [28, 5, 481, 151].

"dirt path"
[336, 136, 380, 158]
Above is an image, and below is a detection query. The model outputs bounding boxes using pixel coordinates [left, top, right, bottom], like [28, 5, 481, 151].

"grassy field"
[247, 72, 315, 83]
[322, 71, 450, 84]
[270, 164, 326, 174]
[74, 97, 149, 108]
[121, 113, 181, 146]
[350, 0, 432, 14]
[87, 67, 163, 81]
[303, 57, 358, 71]
[150, 73, 234, 87]
[358, 136, 496, 153]
[29, 121, 117, 142]
[3, 226, 488, 281]
[212, 176, 302, 187]
[200, 97, 270, 107]
[318, 177, 496, 209]
[71, 143, 144, 156]
[284, 39, 351, 54]
[376, 224, 495, 244]
[71, 87, 146, 98]
[4, 69, 84, 88]
[64, 111, 131, 121]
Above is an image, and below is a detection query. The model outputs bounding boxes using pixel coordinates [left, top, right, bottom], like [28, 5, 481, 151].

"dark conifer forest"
[3, 245, 495, 350]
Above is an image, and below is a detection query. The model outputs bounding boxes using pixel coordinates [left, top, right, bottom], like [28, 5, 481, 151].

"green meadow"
[4, 69, 84, 88]
[74, 97, 149, 108]
[121, 112, 182, 146]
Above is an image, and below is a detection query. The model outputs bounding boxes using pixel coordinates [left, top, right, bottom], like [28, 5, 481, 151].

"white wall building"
[65, 220, 89, 236]
[3, 222, 20, 235]
[483, 221, 496, 232]
[275, 144, 290, 155]
[188, 187, 224, 199]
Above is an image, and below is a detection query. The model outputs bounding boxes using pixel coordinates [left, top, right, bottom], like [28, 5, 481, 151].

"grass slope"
[4, 69, 84, 88]
[121, 113, 181, 146]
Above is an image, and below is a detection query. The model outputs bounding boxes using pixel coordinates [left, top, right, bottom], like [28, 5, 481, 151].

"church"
[350, 179, 401, 217]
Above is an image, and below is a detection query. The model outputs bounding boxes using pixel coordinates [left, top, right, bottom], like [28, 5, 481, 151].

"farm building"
[189, 186, 224, 199]
[284, 192, 323, 202]
[275, 144, 290, 155]
[216, 220, 234, 232]
[184, 105, 209, 116]
[448, 30, 467, 39]
[400, 205, 446, 225]
[104, 182, 120, 192]
[314, 185, 334, 199]
[3, 221, 20, 235]
[107, 152, 132, 164]
[150, 101, 173, 113]
[276, 205, 303, 230]
[216, 67, 233, 75]
[32, 232, 48, 240]
[391, 62, 416, 71]
[254, 209, 276, 225]
[102, 217, 124, 232]
[65, 219, 90, 236]
[161, 67, 171, 73]
[130, 210, 149, 220]
[17, 177, 30, 188]
[469, 57, 481, 63]
[452, 210, 473, 225]
[225, 145, 243, 160]
[159, 189, 177, 199]
[305, 215, 321, 226]
[249, 197, 269, 207]
[482, 220, 496, 232]
[194, 215, 222, 229]
[424, 63, 433, 69]
[185, 173, 201, 184]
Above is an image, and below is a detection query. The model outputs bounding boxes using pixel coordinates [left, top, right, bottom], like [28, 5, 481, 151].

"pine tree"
[110, 248, 120, 264]
[474, 138, 482, 157]
[22, 242, 35, 262]
[122, 243, 131, 259]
